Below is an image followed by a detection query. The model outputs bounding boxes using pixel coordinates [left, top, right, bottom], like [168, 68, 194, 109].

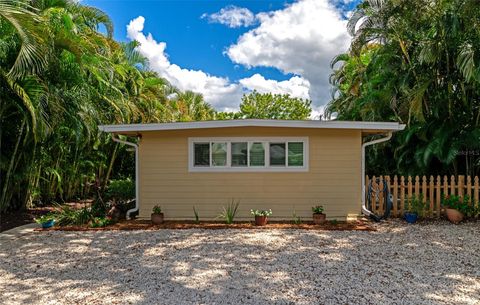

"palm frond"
[0, 0, 47, 78]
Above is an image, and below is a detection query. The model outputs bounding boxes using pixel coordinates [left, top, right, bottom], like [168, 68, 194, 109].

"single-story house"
[99, 119, 405, 221]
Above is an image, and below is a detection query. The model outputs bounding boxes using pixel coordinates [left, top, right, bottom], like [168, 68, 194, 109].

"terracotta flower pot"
[151, 213, 164, 225]
[445, 208, 463, 224]
[313, 213, 326, 225]
[254, 215, 268, 226]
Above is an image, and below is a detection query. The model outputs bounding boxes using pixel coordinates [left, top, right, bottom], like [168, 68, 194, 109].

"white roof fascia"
[98, 119, 406, 133]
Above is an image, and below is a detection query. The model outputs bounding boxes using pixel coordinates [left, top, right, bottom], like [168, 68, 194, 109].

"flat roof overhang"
[99, 119, 406, 135]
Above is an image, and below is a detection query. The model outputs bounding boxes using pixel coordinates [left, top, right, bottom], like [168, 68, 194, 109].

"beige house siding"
[138, 127, 362, 220]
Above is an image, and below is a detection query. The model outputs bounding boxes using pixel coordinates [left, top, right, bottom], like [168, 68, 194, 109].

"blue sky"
[84, 0, 359, 115]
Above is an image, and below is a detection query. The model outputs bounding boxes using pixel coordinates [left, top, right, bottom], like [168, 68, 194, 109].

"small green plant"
[330, 219, 338, 225]
[312, 205, 324, 214]
[218, 199, 240, 224]
[152, 205, 162, 214]
[35, 214, 55, 224]
[292, 210, 302, 224]
[405, 194, 426, 216]
[250, 209, 273, 217]
[105, 178, 135, 202]
[441, 195, 475, 215]
[90, 216, 114, 228]
[52, 204, 94, 226]
[193, 206, 200, 223]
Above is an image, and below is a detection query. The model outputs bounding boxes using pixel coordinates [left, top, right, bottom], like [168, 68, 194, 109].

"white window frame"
[188, 137, 309, 172]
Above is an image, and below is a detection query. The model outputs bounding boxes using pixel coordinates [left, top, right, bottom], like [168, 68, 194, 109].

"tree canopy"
[327, 0, 480, 176]
[217, 91, 312, 120]
[0, 0, 215, 212]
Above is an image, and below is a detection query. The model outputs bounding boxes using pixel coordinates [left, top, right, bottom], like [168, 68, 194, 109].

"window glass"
[194, 143, 209, 166]
[231, 142, 248, 167]
[269, 143, 286, 166]
[249, 142, 265, 166]
[288, 142, 304, 166]
[211, 142, 227, 166]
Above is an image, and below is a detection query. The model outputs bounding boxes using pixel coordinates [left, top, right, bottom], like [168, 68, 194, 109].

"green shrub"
[105, 178, 135, 202]
[90, 216, 114, 228]
[441, 195, 477, 216]
[405, 195, 426, 216]
[292, 211, 302, 224]
[218, 199, 240, 224]
[250, 209, 272, 217]
[52, 204, 94, 226]
[152, 205, 162, 214]
[312, 205, 324, 214]
[35, 214, 55, 224]
[193, 206, 199, 223]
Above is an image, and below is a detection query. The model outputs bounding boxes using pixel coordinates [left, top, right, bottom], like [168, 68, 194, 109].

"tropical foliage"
[328, 0, 480, 176]
[217, 90, 312, 120]
[0, 0, 215, 213]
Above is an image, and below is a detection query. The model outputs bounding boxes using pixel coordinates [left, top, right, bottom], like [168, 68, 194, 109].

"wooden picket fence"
[365, 175, 480, 218]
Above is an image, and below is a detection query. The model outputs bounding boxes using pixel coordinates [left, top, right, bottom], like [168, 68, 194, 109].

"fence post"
[429, 175, 434, 217]
[407, 176, 413, 211]
[466, 176, 472, 205]
[450, 175, 456, 196]
[443, 176, 449, 197]
[415, 176, 420, 197]
[378, 176, 384, 215]
[422, 175, 427, 204]
[393, 175, 398, 217]
[436, 175, 441, 218]
[474, 176, 479, 210]
[400, 176, 405, 214]
[371, 175, 376, 214]
[458, 175, 464, 198]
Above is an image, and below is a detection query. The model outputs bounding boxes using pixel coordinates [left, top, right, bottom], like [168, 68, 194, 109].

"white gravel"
[0, 220, 479, 305]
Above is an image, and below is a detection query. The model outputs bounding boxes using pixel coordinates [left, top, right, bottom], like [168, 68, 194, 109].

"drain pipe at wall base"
[361, 132, 393, 218]
[111, 134, 139, 220]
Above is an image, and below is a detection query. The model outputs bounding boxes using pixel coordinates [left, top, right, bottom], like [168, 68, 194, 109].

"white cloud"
[226, 0, 351, 107]
[127, 16, 243, 109]
[126, 16, 312, 111]
[201, 5, 256, 28]
[239, 74, 310, 99]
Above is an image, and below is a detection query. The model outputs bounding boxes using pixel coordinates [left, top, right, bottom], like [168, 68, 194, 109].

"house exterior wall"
[138, 127, 362, 220]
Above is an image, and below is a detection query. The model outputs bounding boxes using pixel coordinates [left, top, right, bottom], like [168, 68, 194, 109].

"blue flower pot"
[404, 213, 418, 224]
[41, 219, 55, 229]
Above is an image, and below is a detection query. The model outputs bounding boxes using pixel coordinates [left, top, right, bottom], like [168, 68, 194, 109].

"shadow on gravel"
[0, 224, 479, 304]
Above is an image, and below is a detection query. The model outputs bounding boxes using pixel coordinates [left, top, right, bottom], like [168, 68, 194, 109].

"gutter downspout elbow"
[361, 132, 393, 217]
[111, 134, 139, 220]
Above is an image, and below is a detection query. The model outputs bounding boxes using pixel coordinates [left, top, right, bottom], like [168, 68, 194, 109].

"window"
[249, 142, 265, 167]
[194, 143, 209, 166]
[211, 142, 227, 166]
[189, 137, 308, 172]
[269, 143, 286, 166]
[288, 142, 304, 166]
[231, 142, 248, 167]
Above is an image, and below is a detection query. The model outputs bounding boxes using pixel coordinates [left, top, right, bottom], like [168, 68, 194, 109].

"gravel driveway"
[0, 221, 479, 305]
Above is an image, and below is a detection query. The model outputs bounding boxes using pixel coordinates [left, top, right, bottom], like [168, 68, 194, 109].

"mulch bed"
[0, 207, 54, 232]
[0, 200, 93, 233]
[37, 219, 375, 232]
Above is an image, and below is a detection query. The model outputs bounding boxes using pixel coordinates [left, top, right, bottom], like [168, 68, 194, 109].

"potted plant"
[312, 205, 326, 224]
[250, 209, 272, 226]
[441, 195, 470, 224]
[151, 205, 164, 224]
[404, 195, 425, 224]
[35, 214, 55, 229]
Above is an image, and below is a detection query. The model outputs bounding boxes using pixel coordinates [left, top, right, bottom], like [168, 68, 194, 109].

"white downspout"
[111, 134, 139, 220]
[361, 132, 392, 217]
